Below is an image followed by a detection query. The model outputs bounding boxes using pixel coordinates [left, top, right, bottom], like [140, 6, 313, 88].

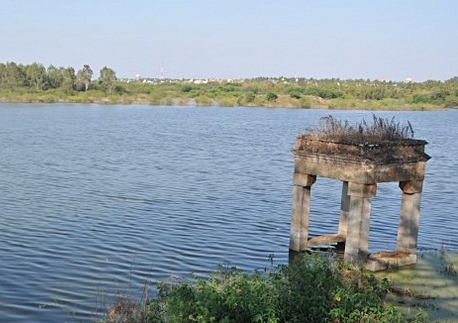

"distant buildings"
[118, 77, 246, 84]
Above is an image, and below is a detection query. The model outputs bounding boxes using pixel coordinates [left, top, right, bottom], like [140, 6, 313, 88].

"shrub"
[303, 87, 344, 99]
[108, 254, 421, 323]
[266, 92, 278, 101]
[114, 85, 127, 95]
[180, 85, 193, 93]
[237, 91, 256, 105]
[430, 90, 450, 103]
[299, 97, 312, 108]
[289, 91, 301, 99]
[412, 94, 428, 104]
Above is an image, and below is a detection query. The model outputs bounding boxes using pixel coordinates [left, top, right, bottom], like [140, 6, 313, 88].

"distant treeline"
[1, 61, 457, 110]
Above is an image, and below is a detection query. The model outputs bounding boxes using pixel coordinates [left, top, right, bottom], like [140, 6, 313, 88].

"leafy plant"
[102, 253, 428, 323]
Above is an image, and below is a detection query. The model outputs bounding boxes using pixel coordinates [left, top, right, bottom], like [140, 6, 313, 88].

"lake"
[0, 104, 457, 322]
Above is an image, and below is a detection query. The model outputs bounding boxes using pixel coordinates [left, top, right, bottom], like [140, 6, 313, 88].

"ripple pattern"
[0, 105, 456, 322]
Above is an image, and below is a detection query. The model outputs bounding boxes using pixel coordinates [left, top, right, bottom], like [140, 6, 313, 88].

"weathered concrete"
[290, 136, 430, 271]
[397, 180, 423, 254]
[307, 234, 346, 246]
[366, 251, 416, 271]
[338, 181, 350, 236]
[344, 183, 376, 263]
[289, 174, 315, 251]
[293, 152, 427, 184]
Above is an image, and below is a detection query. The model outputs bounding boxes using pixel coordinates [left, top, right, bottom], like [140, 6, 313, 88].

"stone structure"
[290, 135, 430, 271]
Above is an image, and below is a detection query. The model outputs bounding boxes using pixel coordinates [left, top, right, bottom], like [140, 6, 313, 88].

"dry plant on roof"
[295, 115, 430, 164]
[303, 114, 415, 144]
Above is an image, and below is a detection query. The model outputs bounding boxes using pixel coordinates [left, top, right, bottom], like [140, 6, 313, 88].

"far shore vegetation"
[1, 62, 458, 110]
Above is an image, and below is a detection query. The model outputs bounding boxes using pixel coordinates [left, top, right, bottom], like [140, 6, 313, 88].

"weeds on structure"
[295, 114, 430, 164]
[303, 114, 415, 144]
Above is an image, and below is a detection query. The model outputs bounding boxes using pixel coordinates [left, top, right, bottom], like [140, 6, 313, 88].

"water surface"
[0, 104, 457, 322]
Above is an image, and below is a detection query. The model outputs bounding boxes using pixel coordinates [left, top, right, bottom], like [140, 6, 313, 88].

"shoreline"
[0, 97, 450, 111]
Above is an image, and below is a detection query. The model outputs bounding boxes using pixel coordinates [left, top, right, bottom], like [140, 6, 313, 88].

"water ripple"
[0, 105, 457, 322]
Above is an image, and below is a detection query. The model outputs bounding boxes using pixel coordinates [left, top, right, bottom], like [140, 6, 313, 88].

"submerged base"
[366, 251, 416, 271]
[307, 234, 346, 246]
[297, 235, 418, 271]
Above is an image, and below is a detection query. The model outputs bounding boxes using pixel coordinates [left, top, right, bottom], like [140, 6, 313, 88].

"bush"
[430, 90, 450, 103]
[299, 97, 312, 108]
[303, 87, 344, 99]
[289, 91, 301, 99]
[180, 85, 193, 93]
[237, 91, 256, 105]
[412, 94, 428, 104]
[266, 92, 278, 101]
[114, 85, 127, 95]
[101, 254, 426, 323]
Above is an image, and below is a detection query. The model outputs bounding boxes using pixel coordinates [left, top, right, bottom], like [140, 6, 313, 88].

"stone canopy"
[290, 135, 430, 271]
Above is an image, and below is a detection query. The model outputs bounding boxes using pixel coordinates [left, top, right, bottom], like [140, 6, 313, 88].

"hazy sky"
[1, 0, 457, 81]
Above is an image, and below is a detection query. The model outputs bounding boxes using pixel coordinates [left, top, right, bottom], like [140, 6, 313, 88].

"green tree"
[46, 65, 64, 89]
[25, 62, 46, 90]
[61, 67, 76, 92]
[98, 66, 117, 95]
[76, 64, 93, 91]
[0, 63, 6, 86]
[4, 62, 25, 88]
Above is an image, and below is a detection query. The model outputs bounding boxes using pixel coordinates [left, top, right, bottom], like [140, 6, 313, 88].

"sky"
[1, 0, 457, 81]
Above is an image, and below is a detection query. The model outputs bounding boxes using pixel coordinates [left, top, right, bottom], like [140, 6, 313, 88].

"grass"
[302, 114, 415, 145]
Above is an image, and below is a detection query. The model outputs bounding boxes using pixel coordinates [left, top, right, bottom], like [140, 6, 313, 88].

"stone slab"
[307, 234, 346, 246]
[366, 251, 417, 271]
[293, 152, 426, 184]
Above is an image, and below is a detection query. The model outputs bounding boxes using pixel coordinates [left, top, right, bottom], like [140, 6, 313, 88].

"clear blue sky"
[1, 0, 457, 81]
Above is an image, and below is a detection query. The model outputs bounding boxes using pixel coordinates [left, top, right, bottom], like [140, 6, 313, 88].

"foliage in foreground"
[101, 254, 427, 323]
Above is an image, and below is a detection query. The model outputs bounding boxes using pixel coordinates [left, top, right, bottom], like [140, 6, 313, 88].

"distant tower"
[160, 62, 164, 79]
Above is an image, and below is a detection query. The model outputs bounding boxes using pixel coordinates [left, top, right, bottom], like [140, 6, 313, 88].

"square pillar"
[344, 183, 376, 263]
[290, 173, 316, 251]
[397, 180, 423, 254]
[338, 181, 349, 237]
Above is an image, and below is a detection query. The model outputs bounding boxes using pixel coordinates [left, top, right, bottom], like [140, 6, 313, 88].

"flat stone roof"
[293, 137, 430, 184]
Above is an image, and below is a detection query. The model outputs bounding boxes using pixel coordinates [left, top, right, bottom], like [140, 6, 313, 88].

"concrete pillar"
[397, 180, 423, 254]
[290, 173, 316, 251]
[338, 181, 350, 237]
[344, 183, 377, 263]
